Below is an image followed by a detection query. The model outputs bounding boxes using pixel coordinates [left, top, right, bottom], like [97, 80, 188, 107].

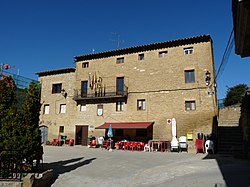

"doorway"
[40, 126, 48, 144]
[75, 125, 88, 146]
[116, 77, 124, 95]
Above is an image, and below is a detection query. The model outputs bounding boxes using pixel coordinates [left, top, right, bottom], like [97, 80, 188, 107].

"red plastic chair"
[102, 141, 110, 149]
[118, 142, 124, 149]
[53, 138, 59, 146]
[68, 139, 74, 146]
[123, 142, 130, 150]
[91, 140, 97, 147]
[195, 139, 205, 154]
[137, 142, 145, 151]
[130, 142, 139, 151]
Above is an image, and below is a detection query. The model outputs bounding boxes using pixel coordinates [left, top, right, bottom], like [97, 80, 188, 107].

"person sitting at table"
[144, 143, 150, 152]
[88, 135, 97, 148]
[97, 136, 104, 148]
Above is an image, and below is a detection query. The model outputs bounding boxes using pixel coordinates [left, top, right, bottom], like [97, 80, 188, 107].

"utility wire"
[216, 28, 235, 81]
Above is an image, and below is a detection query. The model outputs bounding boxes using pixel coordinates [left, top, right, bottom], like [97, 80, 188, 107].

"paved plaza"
[43, 145, 250, 187]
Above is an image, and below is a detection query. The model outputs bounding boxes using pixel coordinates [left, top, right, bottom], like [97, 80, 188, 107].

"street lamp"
[205, 71, 211, 86]
[61, 89, 67, 98]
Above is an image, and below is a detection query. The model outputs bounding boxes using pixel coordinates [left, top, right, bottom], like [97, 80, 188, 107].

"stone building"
[37, 34, 218, 146]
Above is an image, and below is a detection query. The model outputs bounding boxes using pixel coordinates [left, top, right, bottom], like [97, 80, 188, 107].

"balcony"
[73, 85, 128, 103]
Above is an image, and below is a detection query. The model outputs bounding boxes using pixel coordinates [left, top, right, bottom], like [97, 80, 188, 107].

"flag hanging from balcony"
[88, 73, 92, 88]
[91, 73, 95, 90]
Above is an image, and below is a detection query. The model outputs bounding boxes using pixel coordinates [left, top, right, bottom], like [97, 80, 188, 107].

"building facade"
[37, 35, 218, 146]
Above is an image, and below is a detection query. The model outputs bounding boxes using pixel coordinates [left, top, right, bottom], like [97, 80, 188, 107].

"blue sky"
[0, 0, 249, 99]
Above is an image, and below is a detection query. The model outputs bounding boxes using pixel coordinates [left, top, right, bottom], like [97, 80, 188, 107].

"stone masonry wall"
[39, 39, 217, 143]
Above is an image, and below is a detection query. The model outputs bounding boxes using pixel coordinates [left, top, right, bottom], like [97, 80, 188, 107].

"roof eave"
[74, 34, 212, 62]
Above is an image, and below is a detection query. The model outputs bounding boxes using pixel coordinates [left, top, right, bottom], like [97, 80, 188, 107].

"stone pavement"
[42, 145, 250, 187]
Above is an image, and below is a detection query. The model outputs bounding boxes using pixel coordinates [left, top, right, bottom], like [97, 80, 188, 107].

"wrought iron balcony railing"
[73, 85, 128, 101]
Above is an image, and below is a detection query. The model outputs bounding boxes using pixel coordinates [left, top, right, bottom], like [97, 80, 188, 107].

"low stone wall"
[218, 105, 241, 126]
[0, 170, 53, 187]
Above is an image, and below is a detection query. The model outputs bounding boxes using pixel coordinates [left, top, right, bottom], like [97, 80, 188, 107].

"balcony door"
[116, 77, 124, 95]
[81, 81, 88, 97]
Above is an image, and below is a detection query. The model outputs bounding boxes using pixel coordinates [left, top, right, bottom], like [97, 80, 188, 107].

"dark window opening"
[185, 70, 195, 83]
[116, 57, 124, 64]
[138, 53, 144, 60]
[185, 100, 196, 111]
[52, 83, 62, 94]
[59, 126, 64, 133]
[82, 62, 89, 68]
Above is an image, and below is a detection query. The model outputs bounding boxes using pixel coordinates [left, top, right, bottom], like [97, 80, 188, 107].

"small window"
[43, 104, 50, 114]
[80, 104, 87, 112]
[184, 47, 194, 55]
[97, 104, 103, 116]
[52, 83, 62, 94]
[159, 51, 168, 58]
[82, 62, 89, 68]
[185, 70, 195, 83]
[59, 126, 64, 133]
[137, 99, 146, 110]
[60, 104, 66, 114]
[138, 53, 144, 60]
[116, 57, 124, 64]
[185, 101, 196, 111]
[115, 129, 124, 136]
[116, 101, 125, 111]
[136, 129, 147, 137]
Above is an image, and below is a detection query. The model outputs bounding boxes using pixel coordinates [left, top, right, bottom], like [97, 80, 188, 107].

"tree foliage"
[0, 76, 41, 164]
[22, 82, 41, 163]
[0, 76, 16, 118]
[0, 76, 17, 149]
[224, 84, 249, 107]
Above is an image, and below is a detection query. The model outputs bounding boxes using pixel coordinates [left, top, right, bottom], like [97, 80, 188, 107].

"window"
[60, 104, 66, 113]
[138, 53, 144, 60]
[136, 129, 147, 137]
[116, 57, 124, 64]
[184, 47, 194, 55]
[82, 62, 89, 68]
[159, 51, 168, 58]
[185, 101, 196, 111]
[137, 99, 146, 110]
[52, 83, 62, 94]
[97, 104, 103, 116]
[116, 101, 125, 111]
[59, 126, 64, 133]
[43, 104, 50, 114]
[115, 129, 124, 136]
[185, 70, 195, 83]
[80, 104, 87, 112]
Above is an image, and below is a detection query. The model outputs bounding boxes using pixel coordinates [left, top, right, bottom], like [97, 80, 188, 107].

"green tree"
[0, 78, 41, 165]
[21, 81, 41, 163]
[0, 76, 16, 118]
[0, 76, 17, 149]
[1, 107, 25, 150]
[224, 84, 249, 107]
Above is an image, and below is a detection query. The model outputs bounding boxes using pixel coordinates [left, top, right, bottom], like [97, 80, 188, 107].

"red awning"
[95, 122, 154, 129]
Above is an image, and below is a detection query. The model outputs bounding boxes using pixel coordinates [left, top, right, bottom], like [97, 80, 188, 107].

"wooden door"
[75, 125, 88, 146]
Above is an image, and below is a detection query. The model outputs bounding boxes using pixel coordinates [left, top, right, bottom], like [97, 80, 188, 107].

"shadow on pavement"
[43, 157, 96, 186]
[203, 154, 250, 187]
